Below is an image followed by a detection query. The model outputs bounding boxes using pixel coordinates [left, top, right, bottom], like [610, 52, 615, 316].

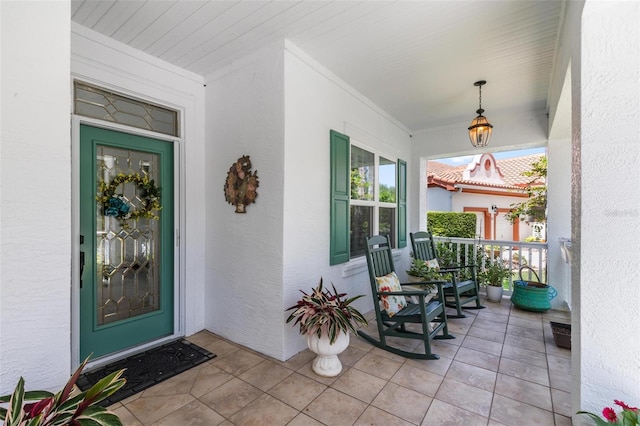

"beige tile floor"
[109, 296, 572, 426]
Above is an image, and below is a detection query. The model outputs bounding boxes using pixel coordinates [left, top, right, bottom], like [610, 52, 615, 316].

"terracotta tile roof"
[427, 153, 545, 190]
[496, 154, 546, 186]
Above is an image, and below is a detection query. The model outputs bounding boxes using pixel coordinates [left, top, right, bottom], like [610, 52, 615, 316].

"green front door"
[80, 124, 174, 360]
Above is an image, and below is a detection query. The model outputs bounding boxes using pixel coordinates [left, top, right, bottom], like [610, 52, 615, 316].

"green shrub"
[427, 212, 476, 238]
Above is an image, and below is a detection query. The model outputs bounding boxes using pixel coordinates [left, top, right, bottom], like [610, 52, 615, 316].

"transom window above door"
[74, 81, 179, 137]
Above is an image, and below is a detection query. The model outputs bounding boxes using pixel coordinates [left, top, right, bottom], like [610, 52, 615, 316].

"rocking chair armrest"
[399, 280, 447, 287]
[439, 264, 476, 273]
[379, 289, 432, 297]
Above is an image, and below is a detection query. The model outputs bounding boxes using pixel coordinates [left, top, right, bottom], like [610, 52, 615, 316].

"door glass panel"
[96, 145, 161, 325]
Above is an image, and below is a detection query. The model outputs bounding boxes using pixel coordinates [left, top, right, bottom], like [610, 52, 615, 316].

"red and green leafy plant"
[286, 278, 368, 344]
[578, 399, 639, 425]
[0, 357, 125, 426]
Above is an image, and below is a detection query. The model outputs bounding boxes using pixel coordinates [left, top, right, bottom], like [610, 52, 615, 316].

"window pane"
[351, 146, 374, 201]
[74, 81, 179, 137]
[379, 157, 396, 203]
[379, 207, 396, 249]
[350, 206, 373, 258]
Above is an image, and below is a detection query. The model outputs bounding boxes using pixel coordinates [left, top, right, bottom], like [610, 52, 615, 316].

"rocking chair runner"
[410, 231, 485, 318]
[357, 235, 454, 360]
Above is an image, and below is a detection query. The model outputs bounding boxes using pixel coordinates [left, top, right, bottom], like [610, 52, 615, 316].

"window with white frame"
[329, 129, 406, 266]
[349, 144, 397, 258]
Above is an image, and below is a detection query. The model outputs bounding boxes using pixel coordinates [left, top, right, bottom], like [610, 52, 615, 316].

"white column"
[574, 1, 640, 421]
[546, 136, 572, 311]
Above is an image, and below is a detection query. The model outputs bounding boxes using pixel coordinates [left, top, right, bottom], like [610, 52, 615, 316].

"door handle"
[80, 234, 85, 289]
[80, 251, 85, 288]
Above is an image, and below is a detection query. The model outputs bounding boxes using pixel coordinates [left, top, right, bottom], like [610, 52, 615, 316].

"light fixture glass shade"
[469, 80, 493, 147]
[468, 113, 493, 147]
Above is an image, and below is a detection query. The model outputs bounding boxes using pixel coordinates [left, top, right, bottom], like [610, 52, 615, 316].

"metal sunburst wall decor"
[223, 155, 259, 213]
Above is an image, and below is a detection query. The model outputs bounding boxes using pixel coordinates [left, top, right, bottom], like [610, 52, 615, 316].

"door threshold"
[84, 333, 182, 372]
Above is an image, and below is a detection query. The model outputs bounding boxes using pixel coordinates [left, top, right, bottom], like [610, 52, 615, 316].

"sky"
[435, 147, 546, 166]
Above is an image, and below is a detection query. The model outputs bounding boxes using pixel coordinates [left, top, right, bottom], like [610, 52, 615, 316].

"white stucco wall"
[0, 2, 71, 393]
[204, 42, 286, 359]
[70, 25, 207, 346]
[426, 188, 452, 212]
[282, 42, 413, 359]
[575, 0, 640, 418]
[204, 41, 413, 361]
[546, 136, 572, 311]
[548, 1, 584, 142]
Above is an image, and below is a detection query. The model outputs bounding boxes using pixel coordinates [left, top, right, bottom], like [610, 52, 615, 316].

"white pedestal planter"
[486, 285, 504, 303]
[306, 331, 349, 377]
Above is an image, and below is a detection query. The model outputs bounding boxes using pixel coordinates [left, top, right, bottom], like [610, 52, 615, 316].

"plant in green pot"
[479, 260, 511, 303]
[286, 278, 368, 377]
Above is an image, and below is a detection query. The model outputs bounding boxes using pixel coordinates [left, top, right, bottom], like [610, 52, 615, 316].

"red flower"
[614, 400, 638, 412]
[602, 407, 617, 422]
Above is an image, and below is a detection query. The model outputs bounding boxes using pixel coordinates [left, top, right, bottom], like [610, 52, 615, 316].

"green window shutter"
[330, 130, 350, 265]
[397, 159, 407, 248]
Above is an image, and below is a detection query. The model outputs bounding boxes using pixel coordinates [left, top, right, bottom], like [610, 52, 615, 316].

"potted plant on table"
[406, 258, 441, 289]
[478, 260, 511, 302]
[286, 278, 368, 377]
[406, 257, 444, 303]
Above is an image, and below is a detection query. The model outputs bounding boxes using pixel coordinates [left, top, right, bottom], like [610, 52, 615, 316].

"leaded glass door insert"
[97, 146, 160, 325]
[80, 125, 174, 360]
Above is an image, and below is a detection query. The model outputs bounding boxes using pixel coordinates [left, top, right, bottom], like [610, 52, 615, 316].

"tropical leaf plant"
[0, 357, 125, 426]
[286, 278, 368, 344]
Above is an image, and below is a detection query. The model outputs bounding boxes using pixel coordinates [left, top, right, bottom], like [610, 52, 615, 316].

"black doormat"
[77, 339, 216, 406]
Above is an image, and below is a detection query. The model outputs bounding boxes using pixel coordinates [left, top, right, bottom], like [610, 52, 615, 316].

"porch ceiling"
[71, 0, 563, 133]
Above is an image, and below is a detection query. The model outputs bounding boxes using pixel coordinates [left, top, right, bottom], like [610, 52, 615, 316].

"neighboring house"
[2, 1, 639, 419]
[427, 153, 546, 241]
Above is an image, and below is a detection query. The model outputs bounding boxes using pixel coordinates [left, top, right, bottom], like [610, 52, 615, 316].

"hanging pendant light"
[468, 80, 493, 147]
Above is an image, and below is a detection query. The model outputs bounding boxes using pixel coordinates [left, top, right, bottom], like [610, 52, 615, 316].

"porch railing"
[432, 236, 548, 293]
